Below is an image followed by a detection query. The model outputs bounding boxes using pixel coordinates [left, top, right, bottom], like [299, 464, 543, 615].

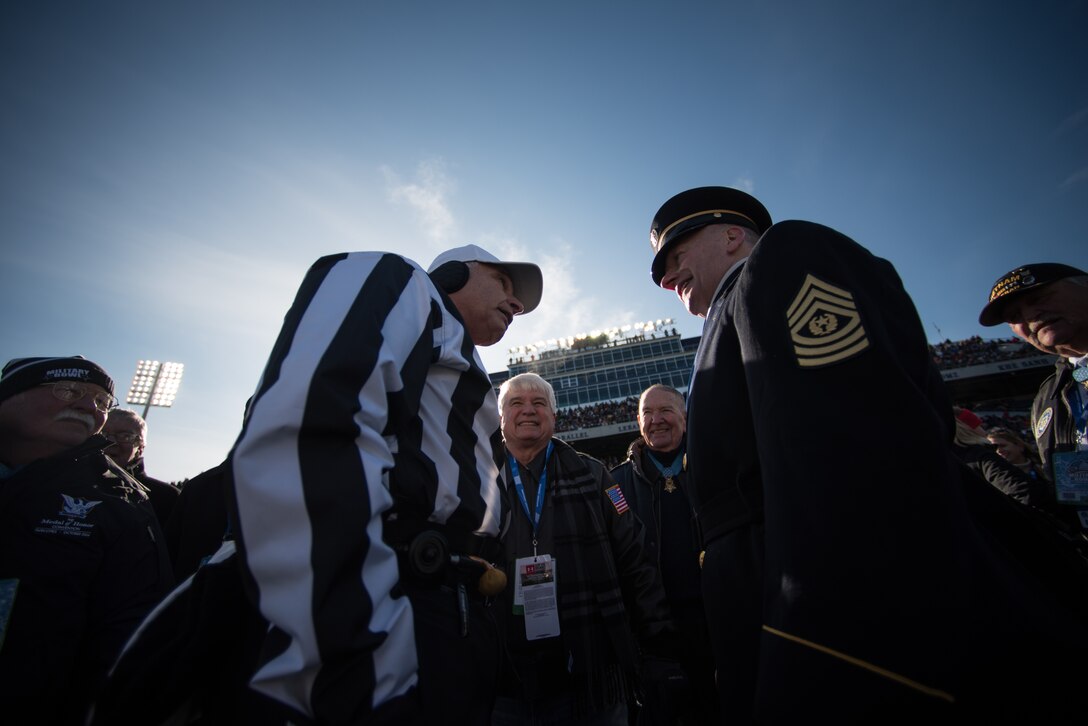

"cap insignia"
[787, 274, 870, 368]
[989, 267, 1033, 303]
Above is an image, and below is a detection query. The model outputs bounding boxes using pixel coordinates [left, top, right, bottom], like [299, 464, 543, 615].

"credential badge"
[1034, 407, 1053, 440]
[786, 274, 870, 368]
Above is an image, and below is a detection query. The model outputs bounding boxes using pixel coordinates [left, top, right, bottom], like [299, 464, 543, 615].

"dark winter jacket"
[0, 437, 174, 724]
[1032, 359, 1080, 473]
[497, 438, 676, 713]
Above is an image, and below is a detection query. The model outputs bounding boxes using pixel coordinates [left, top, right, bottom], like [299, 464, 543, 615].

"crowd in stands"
[976, 410, 1032, 436]
[554, 396, 639, 433]
[929, 335, 1037, 368]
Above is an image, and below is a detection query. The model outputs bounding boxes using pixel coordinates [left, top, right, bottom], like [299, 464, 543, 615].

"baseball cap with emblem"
[978, 263, 1087, 326]
[649, 186, 772, 285]
[428, 244, 543, 314]
[0, 356, 115, 405]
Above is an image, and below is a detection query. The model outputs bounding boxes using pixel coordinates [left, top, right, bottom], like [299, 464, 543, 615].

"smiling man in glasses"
[0, 355, 174, 723]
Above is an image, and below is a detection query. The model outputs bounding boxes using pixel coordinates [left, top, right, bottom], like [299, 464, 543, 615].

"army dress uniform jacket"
[0, 437, 174, 725]
[686, 219, 1088, 722]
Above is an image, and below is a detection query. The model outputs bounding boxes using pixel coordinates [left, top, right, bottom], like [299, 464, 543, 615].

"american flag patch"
[606, 485, 629, 515]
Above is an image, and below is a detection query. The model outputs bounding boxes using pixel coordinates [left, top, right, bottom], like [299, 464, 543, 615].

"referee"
[230, 244, 542, 724]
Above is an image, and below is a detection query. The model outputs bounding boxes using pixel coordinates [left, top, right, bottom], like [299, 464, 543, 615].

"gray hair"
[108, 407, 147, 435]
[639, 383, 685, 410]
[498, 372, 557, 413]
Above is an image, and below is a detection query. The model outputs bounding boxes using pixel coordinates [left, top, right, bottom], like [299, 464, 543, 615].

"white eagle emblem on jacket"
[60, 494, 103, 519]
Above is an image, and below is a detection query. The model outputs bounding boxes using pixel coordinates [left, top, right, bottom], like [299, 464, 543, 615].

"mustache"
[54, 408, 99, 431]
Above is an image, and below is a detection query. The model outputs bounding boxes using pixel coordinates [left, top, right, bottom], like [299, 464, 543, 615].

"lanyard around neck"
[647, 449, 683, 477]
[509, 440, 554, 551]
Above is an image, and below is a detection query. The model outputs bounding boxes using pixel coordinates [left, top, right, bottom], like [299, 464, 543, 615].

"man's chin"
[476, 330, 506, 347]
[683, 298, 707, 318]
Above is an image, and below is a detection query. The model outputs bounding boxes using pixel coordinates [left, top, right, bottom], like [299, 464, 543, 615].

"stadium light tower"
[125, 360, 185, 420]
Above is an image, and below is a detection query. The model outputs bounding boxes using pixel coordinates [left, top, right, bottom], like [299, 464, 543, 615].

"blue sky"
[3, 1, 1086, 481]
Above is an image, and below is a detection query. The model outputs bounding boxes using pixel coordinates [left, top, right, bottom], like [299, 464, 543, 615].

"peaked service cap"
[649, 186, 772, 285]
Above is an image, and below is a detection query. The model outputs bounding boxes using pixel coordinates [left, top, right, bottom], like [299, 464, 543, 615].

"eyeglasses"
[44, 382, 117, 413]
[105, 431, 143, 444]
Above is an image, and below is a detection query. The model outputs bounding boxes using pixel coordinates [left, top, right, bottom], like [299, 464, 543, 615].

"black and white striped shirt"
[231, 251, 505, 720]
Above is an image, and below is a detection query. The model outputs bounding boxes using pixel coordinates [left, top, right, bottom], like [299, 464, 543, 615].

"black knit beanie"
[0, 356, 114, 405]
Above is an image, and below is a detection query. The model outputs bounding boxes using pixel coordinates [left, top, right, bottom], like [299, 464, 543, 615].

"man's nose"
[659, 269, 679, 291]
[509, 295, 525, 315]
[71, 395, 98, 413]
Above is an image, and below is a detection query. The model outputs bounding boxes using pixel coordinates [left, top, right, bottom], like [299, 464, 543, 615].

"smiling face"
[1003, 278, 1088, 357]
[657, 224, 750, 317]
[0, 383, 109, 466]
[638, 386, 686, 452]
[988, 433, 1028, 465]
[448, 262, 526, 347]
[500, 380, 556, 462]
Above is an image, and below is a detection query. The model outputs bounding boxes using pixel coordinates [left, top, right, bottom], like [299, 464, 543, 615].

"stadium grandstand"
[490, 324, 1054, 468]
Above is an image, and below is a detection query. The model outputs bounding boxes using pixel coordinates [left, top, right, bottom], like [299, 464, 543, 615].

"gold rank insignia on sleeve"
[786, 274, 870, 368]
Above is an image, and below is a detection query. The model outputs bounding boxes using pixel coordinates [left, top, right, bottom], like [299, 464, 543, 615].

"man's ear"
[723, 225, 745, 254]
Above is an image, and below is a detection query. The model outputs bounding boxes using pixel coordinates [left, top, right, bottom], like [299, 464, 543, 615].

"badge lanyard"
[1068, 383, 1088, 447]
[509, 440, 553, 556]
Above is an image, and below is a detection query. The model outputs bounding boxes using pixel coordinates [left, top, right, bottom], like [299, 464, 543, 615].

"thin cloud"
[732, 176, 756, 193]
[383, 159, 457, 244]
[133, 233, 304, 343]
[1053, 106, 1088, 138]
[475, 236, 638, 373]
[376, 166, 640, 373]
[1061, 165, 1088, 189]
